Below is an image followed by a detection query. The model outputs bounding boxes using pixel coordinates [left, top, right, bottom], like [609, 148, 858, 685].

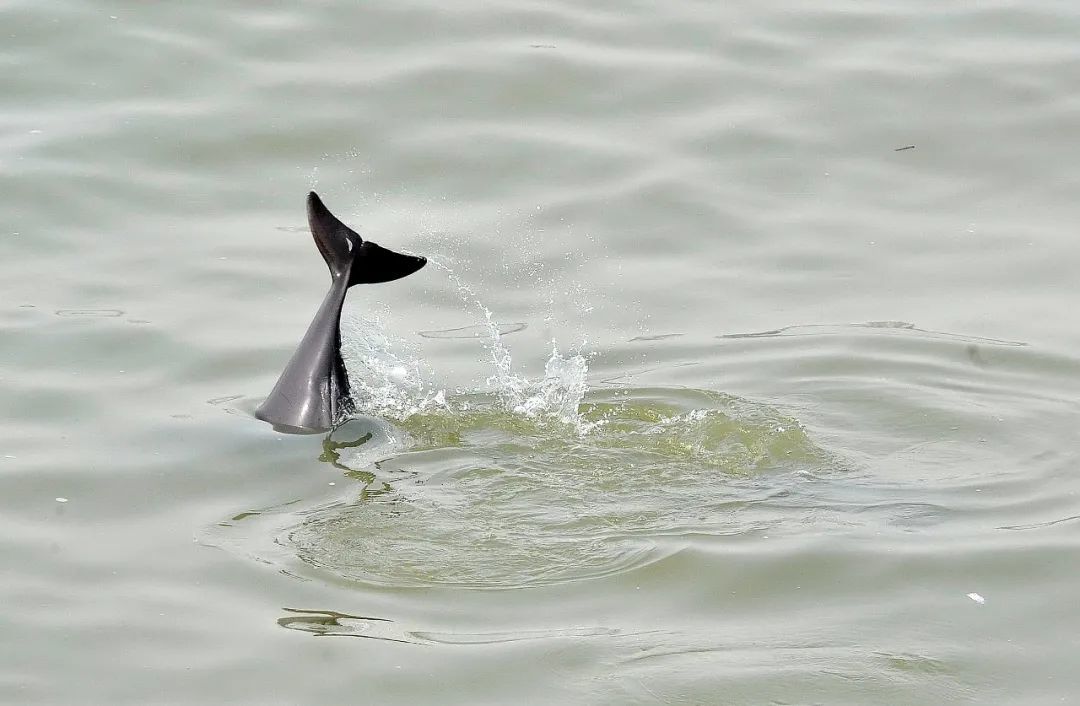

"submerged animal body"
[255, 192, 427, 433]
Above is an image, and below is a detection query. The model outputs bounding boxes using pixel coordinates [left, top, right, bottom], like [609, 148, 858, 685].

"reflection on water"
[278, 607, 620, 646]
[319, 430, 373, 473]
[319, 429, 401, 500]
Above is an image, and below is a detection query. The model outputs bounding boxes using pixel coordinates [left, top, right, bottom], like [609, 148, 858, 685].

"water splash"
[339, 310, 448, 419]
[498, 340, 589, 425]
[342, 259, 592, 430]
[437, 258, 592, 428]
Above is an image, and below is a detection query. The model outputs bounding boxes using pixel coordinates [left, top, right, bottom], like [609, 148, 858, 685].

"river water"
[3, 1, 1079, 704]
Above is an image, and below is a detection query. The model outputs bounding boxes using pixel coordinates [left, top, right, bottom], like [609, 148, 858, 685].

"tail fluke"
[349, 241, 427, 285]
[306, 191, 426, 284]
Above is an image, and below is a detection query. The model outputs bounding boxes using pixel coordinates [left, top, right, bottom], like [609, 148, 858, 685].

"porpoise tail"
[254, 192, 427, 434]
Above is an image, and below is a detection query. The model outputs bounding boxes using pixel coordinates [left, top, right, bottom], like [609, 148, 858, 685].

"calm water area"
[3, 1, 1080, 703]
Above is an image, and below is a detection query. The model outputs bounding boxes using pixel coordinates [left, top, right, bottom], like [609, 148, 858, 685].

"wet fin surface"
[307, 191, 362, 279]
[349, 241, 427, 285]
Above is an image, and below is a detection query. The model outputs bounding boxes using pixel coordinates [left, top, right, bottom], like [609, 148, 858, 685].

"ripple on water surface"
[278, 387, 830, 589]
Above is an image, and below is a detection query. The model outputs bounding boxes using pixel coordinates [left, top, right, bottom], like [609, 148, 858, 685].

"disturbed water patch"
[224, 387, 831, 590]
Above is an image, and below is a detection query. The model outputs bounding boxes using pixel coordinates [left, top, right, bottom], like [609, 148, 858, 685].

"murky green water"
[4, 1, 1080, 704]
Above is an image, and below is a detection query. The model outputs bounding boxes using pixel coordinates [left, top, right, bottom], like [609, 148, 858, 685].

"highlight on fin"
[306, 191, 362, 279]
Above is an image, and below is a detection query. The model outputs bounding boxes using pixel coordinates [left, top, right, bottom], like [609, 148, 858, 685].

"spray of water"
[340, 259, 592, 430]
[339, 310, 448, 419]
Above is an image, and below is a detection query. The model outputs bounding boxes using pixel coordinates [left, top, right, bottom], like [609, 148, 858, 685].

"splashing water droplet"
[339, 310, 446, 420]
[342, 259, 591, 431]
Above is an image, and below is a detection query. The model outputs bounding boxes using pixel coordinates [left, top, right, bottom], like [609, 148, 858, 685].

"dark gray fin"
[307, 191, 427, 285]
[349, 241, 428, 285]
[307, 191, 362, 279]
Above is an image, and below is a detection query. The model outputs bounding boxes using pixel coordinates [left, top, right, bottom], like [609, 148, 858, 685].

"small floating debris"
[55, 497, 69, 503]
[966, 592, 985, 605]
[895, 145, 915, 151]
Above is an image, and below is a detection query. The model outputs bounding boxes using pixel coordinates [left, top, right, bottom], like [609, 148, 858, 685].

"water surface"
[3, 1, 1080, 704]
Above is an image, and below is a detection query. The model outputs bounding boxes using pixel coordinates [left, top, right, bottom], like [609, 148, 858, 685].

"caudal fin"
[306, 191, 426, 284]
[349, 240, 427, 285]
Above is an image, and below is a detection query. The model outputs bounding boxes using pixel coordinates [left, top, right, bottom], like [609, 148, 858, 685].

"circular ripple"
[285, 387, 830, 589]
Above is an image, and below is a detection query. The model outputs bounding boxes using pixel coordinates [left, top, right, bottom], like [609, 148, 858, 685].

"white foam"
[341, 259, 591, 430]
